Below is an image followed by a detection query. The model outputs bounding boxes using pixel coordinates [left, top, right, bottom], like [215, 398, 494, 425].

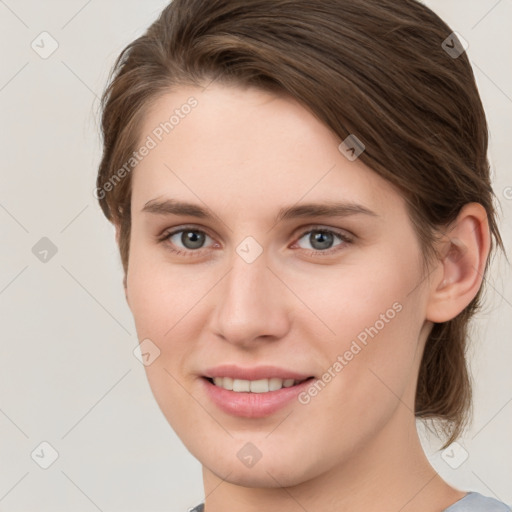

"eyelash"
[157, 225, 354, 258]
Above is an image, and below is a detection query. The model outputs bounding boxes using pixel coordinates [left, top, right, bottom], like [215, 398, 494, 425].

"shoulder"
[444, 492, 511, 512]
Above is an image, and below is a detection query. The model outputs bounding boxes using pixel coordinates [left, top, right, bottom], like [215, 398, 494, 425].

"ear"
[425, 203, 491, 323]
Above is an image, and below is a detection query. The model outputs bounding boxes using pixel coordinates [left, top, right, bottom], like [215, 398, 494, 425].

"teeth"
[269, 377, 283, 391]
[211, 377, 304, 393]
[233, 379, 250, 392]
[250, 379, 269, 393]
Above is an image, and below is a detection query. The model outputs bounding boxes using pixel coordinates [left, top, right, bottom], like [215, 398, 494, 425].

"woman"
[95, 0, 510, 510]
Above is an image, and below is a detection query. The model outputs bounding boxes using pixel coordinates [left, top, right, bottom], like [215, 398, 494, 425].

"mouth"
[201, 371, 316, 418]
[203, 376, 314, 393]
[200, 364, 317, 417]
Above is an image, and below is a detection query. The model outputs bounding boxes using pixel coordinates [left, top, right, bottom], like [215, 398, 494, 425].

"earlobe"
[426, 203, 491, 323]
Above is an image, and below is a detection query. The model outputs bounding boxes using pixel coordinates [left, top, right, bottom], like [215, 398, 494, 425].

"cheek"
[126, 242, 209, 393]
[301, 249, 420, 352]
[331, 298, 420, 401]
[126, 237, 198, 338]
[126, 257, 202, 438]
[300, 250, 424, 415]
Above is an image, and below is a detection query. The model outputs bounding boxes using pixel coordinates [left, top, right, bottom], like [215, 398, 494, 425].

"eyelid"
[293, 224, 354, 241]
[160, 224, 213, 239]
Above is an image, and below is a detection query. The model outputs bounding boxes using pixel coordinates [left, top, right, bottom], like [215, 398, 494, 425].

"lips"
[200, 364, 315, 418]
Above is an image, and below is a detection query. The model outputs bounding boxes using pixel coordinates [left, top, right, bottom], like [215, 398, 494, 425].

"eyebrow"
[141, 198, 378, 224]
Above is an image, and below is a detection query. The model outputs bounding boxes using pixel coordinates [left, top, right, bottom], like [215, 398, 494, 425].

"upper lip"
[203, 364, 313, 381]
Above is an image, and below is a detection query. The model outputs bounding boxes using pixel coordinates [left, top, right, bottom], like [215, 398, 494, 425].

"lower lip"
[201, 377, 314, 418]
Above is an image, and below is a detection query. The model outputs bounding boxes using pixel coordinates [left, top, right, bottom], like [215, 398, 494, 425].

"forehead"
[131, 83, 404, 221]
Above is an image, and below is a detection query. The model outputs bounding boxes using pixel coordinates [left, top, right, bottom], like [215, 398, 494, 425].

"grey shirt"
[444, 492, 511, 511]
[189, 492, 511, 511]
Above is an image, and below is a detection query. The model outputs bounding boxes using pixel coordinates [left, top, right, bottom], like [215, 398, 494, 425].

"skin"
[117, 83, 490, 512]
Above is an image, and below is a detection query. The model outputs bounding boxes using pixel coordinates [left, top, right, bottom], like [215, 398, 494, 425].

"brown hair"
[96, 0, 504, 448]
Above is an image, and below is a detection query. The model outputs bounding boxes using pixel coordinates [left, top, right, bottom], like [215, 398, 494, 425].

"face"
[125, 83, 433, 487]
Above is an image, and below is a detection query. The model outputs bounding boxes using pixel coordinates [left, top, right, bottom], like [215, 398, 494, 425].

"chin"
[210, 460, 309, 489]
[193, 439, 324, 489]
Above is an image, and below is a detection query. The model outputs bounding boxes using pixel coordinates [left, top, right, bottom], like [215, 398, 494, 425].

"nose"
[208, 249, 291, 348]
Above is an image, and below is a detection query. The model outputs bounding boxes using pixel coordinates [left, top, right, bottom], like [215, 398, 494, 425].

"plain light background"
[0, 1, 511, 511]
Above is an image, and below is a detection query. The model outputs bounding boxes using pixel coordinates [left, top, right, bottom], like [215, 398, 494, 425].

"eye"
[159, 227, 215, 256]
[293, 227, 352, 255]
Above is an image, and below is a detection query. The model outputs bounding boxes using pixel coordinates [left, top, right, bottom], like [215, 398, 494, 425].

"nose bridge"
[226, 254, 265, 306]
[211, 243, 289, 345]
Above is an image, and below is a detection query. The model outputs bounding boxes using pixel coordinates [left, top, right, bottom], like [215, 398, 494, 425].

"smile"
[208, 376, 311, 393]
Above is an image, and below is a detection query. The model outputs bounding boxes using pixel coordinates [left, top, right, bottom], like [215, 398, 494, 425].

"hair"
[96, 0, 504, 448]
